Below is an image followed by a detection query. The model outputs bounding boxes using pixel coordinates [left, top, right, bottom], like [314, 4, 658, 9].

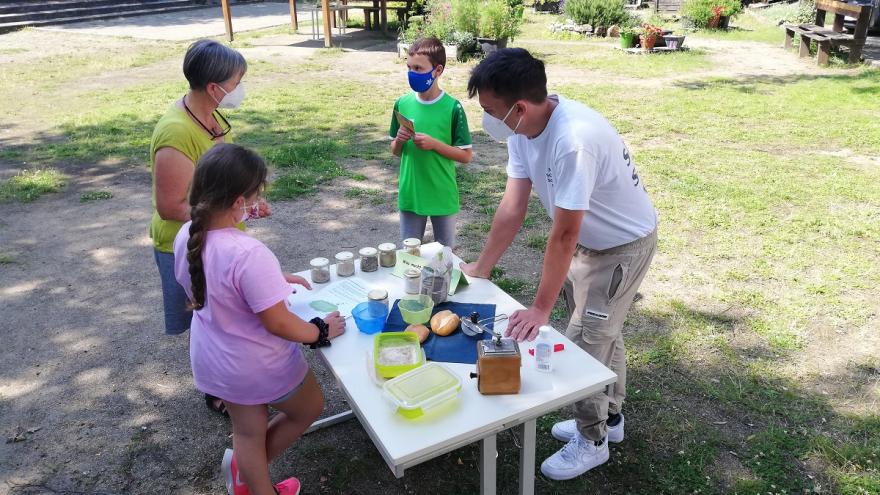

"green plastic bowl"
[398, 294, 434, 325]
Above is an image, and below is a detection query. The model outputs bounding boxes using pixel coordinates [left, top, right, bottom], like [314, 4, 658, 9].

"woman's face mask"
[482, 102, 522, 142]
[213, 82, 246, 109]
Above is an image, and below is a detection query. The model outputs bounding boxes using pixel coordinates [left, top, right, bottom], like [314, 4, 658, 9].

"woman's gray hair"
[183, 39, 247, 91]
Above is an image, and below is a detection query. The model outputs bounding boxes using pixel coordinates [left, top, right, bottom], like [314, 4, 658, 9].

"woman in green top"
[150, 39, 262, 338]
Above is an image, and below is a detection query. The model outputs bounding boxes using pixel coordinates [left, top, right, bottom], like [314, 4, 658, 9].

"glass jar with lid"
[404, 268, 421, 294]
[310, 257, 330, 284]
[402, 238, 421, 257]
[335, 251, 355, 277]
[359, 247, 379, 272]
[378, 243, 397, 268]
[367, 288, 389, 310]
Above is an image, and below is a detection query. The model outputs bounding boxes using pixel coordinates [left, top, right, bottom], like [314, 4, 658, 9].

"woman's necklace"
[182, 95, 231, 140]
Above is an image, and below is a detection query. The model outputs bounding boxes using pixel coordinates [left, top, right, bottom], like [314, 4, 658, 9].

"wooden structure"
[219, 0, 408, 47]
[784, 0, 874, 65]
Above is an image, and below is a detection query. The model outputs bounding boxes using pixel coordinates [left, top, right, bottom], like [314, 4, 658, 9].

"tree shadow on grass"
[672, 69, 880, 93]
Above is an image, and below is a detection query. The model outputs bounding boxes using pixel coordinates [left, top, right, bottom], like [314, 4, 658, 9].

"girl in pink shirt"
[174, 144, 345, 495]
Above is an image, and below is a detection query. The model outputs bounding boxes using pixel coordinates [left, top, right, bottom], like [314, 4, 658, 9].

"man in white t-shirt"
[460, 48, 658, 480]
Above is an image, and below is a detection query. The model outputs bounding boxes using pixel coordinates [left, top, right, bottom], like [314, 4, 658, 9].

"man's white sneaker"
[550, 414, 624, 443]
[540, 434, 609, 481]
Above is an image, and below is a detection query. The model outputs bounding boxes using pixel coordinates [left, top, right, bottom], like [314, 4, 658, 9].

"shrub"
[452, 0, 481, 34]
[450, 0, 523, 40]
[479, 0, 523, 39]
[424, 0, 456, 42]
[681, 0, 743, 27]
[564, 0, 634, 28]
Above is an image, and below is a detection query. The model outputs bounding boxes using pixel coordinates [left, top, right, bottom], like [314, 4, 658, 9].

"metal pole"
[518, 419, 536, 495]
[480, 434, 497, 495]
[304, 410, 356, 434]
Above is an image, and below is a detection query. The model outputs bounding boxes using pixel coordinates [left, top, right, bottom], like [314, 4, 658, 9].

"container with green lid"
[374, 332, 424, 379]
[382, 363, 462, 419]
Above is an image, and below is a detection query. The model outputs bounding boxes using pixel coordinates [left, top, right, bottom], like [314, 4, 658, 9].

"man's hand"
[396, 126, 414, 142]
[459, 261, 491, 279]
[505, 306, 550, 342]
[284, 274, 312, 292]
[413, 133, 438, 151]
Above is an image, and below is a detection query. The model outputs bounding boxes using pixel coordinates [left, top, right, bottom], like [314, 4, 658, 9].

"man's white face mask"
[482, 103, 522, 142]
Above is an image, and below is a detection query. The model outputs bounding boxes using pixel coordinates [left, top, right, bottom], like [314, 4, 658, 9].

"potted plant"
[477, 0, 523, 53]
[619, 25, 637, 48]
[707, 5, 724, 28]
[662, 31, 686, 50]
[638, 23, 662, 51]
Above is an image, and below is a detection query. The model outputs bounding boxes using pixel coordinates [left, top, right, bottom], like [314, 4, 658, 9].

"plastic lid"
[402, 238, 421, 247]
[334, 251, 354, 261]
[383, 362, 461, 411]
[359, 247, 378, 256]
[378, 243, 397, 251]
[310, 257, 329, 267]
[538, 325, 552, 337]
[404, 268, 421, 278]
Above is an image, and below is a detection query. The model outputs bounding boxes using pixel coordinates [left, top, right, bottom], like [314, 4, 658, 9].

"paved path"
[37, 2, 309, 41]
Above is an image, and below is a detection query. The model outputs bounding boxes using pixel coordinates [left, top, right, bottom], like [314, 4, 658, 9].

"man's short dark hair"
[467, 48, 547, 104]
[408, 37, 446, 68]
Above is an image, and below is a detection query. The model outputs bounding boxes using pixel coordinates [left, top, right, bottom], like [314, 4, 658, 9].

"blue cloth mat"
[384, 301, 496, 364]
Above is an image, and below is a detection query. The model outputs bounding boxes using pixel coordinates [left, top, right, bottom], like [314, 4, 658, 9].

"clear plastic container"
[535, 326, 553, 373]
[309, 257, 330, 284]
[359, 247, 379, 272]
[383, 362, 462, 419]
[378, 243, 397, 268]
[402, 238, 421, 257]
[335, 251, 355, 277]
[374, 331, 424, 378]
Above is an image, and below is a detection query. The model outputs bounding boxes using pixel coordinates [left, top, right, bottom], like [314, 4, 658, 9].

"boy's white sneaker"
[551, 414, 624, 443]
[541, 434, 610, 480]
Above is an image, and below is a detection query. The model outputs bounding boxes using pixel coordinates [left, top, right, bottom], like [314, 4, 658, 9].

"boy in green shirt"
[389, 37, 472, 248]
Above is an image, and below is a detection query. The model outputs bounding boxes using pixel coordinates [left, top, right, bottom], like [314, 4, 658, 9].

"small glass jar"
[367, 288, 389, 310]
[402, 238, 421, 257]
[335, 251, 355, 277]
[378, 242, 397, 268]
[359, 247, 379, 272]
[310, 257, 330, 284]
[404, 268, 421, 295]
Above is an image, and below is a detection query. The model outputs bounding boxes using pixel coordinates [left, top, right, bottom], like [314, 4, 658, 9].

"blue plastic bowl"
[352, 301, 388, 334]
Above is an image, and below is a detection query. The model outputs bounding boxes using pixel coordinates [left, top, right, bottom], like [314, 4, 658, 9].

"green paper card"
[392, 252, 469, 295]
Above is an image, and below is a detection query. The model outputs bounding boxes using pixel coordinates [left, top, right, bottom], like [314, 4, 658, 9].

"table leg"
[304, 409, 356, 435]
[480, 434, 497, 495]
[518, 419, 536, 495]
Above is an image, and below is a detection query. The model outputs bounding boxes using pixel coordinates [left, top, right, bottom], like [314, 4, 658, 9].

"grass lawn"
[1, 8, 878, 494]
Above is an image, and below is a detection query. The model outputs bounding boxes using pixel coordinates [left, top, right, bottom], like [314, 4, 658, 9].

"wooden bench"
[784, 0, 874, 65]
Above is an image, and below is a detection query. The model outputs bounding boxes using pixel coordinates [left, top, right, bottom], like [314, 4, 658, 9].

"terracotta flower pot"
[639, 34, 657, 51]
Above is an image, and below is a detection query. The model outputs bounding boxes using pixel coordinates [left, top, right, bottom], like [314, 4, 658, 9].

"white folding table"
[293, 243, 617, 494]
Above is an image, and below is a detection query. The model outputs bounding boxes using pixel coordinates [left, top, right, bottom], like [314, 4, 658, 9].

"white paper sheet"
[287, 277, 374, 320]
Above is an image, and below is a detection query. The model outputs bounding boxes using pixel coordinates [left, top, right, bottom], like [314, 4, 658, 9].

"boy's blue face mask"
[407, 67, 436, 93]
